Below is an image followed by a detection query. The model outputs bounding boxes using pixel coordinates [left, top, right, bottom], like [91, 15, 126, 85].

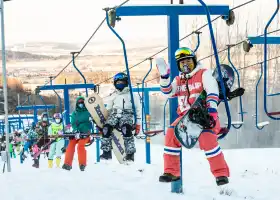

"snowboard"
[173, 64, 235, 149]
[85, 93, 126, 164]
[32, 140, 54, 160]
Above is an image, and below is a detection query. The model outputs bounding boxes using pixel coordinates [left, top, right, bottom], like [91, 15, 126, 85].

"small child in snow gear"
[99, 72, 141, 162]
[9, 142, 16, 158]
[31, 112, 50, 168]
[47, 113, 65, 168]
[62, 96, 92, 171]
[158, 47, 230, 186]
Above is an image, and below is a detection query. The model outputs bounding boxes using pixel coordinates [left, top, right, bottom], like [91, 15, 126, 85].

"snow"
[1, 141, 280, 200]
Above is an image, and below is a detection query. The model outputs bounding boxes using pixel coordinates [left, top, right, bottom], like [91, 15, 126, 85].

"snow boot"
[159, 173, 180, 182]
[32, 159, 39, 168]
[100, 150, 112, 160]
[56, 157, 61, 168]
[48, 159, 53, 168]
[80, 165, 86, 171]
[62, 164, 72, 171]
[216, 176, 229, 186]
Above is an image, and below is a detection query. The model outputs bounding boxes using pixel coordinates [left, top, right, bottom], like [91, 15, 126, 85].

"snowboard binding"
[218, 77, 245, 101]
[188, 106, 216, 129]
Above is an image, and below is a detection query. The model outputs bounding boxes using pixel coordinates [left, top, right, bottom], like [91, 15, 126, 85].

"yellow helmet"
[175, 47, 197, 72]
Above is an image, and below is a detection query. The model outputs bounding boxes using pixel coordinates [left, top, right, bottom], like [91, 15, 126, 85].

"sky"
[3, 0, 280, 47]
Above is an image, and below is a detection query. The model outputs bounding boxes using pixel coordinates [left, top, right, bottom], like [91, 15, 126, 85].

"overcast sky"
[3, 0, 279, 47]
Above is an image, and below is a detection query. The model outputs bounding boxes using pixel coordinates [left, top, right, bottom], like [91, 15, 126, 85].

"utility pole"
[0, 0, 11, 172]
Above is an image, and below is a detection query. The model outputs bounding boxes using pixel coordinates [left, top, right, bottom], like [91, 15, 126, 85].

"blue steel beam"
[38, 83, 95, 91]
[8, 116, 33, 120]
[248, 36, 280, 44]
[116, 5, 229, 16]
[16, 105, 55, 111]
[132, 87, 160, 93]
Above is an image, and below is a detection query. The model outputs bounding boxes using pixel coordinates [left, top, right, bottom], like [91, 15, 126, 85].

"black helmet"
[113, 72, 128, 91]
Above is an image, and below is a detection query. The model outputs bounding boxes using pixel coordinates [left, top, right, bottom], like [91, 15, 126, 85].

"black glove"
[188, 106, 216, 129]
[228, 88, 245, 101]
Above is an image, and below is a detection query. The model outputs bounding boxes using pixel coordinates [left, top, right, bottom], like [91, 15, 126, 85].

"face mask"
[43, 117, 48, 121]
[55, 119, 61, 124]
[115, 83, 126, 90]
[78, 103, 84, 108]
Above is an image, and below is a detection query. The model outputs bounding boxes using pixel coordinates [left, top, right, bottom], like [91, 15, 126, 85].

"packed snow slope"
[1, 141, 280, 200]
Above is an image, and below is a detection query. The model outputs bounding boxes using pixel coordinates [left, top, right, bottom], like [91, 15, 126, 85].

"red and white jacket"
[160, 63, 219, 116]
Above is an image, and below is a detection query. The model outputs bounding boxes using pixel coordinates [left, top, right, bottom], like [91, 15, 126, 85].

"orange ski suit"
[160, 65, 230, 178]
[64, 137, 90, 166]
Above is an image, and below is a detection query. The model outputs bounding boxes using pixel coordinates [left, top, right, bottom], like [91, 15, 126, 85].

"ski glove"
[135, 124, 141, 135]
[156, 57, 170, 79]
[58, 131, 63, 135]
[75, 133, 81, 140]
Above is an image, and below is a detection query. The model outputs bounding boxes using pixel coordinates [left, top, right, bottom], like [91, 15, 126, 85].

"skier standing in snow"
[47, 113, 65, 168]
[100, 72, 141, 161]
[62, 96, 92, 171]
[158, 47, 230, 186]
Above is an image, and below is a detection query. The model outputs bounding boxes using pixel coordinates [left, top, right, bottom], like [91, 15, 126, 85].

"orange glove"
[135, 124, 141, 135]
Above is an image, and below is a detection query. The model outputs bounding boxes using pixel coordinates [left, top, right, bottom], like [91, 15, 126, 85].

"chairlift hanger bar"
[227, 45, 245, 129]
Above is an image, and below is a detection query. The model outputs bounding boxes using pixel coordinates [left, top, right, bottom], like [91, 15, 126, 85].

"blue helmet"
[113, 72, 128, 90]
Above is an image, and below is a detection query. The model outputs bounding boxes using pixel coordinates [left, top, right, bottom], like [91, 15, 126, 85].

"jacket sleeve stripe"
[161, 85, 172, 94]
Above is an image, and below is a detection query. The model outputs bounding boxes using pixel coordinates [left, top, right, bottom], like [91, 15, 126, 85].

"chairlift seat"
[148, 122, 161, 125]
[257, 121, 269, 127]
[224, 121, 243, 125]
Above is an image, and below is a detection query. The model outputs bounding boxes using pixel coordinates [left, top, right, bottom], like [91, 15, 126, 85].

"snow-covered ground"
[1, 141, 280, 200]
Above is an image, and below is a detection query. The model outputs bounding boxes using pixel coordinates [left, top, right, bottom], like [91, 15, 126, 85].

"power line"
[143, 27, 280, 83]
[96, 0, 257, 85]
[238, 55, 280, 71]
[44, 0, 131, 86]
[46, 18, 106, 85]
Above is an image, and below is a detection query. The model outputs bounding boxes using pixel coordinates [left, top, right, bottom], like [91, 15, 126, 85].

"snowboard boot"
[32, 159, 39, 168]
[62, 164, 72, 171]
[159, 173, 180, 182]
[48, 159, 53, 168]
[100, 150, 112, 160]
[80, 165, 86, 171]
[56, 157, 61, 168]
[125, 153, 134, 162]
[216, 176, 229, 186]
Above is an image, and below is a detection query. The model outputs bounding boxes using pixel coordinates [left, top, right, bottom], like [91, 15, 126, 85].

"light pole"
[1, 0, 12, 172]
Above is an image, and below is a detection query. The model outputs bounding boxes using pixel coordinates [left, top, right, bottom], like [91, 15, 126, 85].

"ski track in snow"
[1, 142, 280, 200]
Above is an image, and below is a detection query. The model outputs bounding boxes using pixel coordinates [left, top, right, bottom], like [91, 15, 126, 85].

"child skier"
[31, 112, 50, 168]
[62, 96, 92, 171]
[99, 72, 141, 161]
[47, 113, 64, 168]
[158, 47, 230, 186]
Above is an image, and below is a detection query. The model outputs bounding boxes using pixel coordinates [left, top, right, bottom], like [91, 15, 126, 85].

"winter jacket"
[160, 63, 219, 116]
[48, 123, 64, 141]
[35, 121, 49, 138]
[106, 87, 141, 124]
[70, 96, 92, 133]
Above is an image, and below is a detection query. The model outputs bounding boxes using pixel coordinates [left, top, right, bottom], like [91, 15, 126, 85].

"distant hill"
[0, 50, 55, 61]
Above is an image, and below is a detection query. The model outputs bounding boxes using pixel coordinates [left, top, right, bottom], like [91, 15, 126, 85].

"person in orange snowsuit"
[62, 96, 92, 171]
[158, 47, 230, 186]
